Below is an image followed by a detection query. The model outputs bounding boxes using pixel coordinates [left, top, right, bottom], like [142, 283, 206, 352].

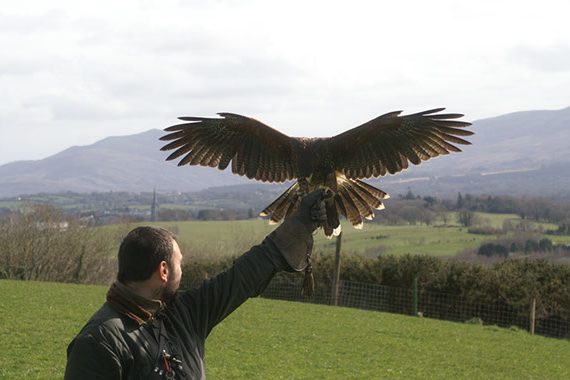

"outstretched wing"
[160, 113, 296, 182]
[327, 108, 473, 179]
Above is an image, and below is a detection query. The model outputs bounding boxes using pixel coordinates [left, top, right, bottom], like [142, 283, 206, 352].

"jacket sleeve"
[64, 333, 122, 380]
[179, 238, 288, 340]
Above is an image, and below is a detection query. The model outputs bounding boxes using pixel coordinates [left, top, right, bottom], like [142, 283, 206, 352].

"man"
[65, 190, 327, 379]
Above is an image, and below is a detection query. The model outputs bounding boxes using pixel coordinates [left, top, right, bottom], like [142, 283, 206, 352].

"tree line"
[3, 189, 570, 229]
[370, 191, 570, 228]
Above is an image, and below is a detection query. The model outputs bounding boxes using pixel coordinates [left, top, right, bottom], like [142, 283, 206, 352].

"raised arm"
[178, 189, 327, 339]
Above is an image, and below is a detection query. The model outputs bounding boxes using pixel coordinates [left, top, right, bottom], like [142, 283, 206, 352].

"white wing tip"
[333, 225, 342, 236]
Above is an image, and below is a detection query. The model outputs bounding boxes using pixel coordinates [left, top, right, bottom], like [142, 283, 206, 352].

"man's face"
[163, 239, 183, 302]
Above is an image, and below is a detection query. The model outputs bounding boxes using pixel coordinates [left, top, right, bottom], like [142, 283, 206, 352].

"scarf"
[106, 281, 164, 326]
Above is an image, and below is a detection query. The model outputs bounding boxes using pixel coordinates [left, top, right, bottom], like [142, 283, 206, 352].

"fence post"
[530, 298, 536, 335]
[412, 276, 418, 316]
[331, 232, 342, 306]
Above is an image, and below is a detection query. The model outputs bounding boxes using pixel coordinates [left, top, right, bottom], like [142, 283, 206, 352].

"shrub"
[547, 223, 570, 235]
[478, 243, 509, 258]
[180, 250, 570, 326]
[468, 226, 504, 235]
[0, 204, 117, 284]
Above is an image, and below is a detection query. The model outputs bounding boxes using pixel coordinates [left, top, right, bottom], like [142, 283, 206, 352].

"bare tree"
[458, 210, 480, 227]
[0, 204, 117, 284]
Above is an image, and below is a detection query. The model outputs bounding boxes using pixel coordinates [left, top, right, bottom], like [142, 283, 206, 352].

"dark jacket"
[64, 239, 287, 380]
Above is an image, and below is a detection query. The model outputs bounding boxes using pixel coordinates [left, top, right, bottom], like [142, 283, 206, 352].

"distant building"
[36, 221, 70, 231]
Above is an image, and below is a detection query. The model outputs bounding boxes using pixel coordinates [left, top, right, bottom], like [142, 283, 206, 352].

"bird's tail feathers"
[334, 179, 389, 229]
[259, 179, 389, 237]
[259, 183, 300, 224]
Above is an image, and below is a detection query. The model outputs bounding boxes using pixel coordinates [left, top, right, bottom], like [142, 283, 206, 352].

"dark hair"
[117, 226, 177, 283]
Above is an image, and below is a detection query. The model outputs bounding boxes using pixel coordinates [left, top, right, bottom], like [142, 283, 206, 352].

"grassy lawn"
[312, 223, 488, 257]
[0, 280, 104, 379]
[1, 280, 569, 379]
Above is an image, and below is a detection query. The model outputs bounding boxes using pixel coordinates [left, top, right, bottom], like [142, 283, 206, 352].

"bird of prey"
[159, 108, 472, 237]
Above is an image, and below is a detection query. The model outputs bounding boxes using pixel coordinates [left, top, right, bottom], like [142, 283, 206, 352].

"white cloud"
[511, 44, 570, 73]
[1, 0, 570, 164]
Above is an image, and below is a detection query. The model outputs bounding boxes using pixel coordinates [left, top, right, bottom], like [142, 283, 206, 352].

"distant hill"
[420, 106, 570, 173]
[1, 107, 569, 199]
[373, 106, 570, 199]
[0, 130, 253, 197]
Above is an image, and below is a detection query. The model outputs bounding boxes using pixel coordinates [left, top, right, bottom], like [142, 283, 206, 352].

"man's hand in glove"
[266, 189, 328, 272]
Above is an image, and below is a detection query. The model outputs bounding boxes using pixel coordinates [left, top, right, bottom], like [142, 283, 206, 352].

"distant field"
[314, 223, 488, 257]
[1, 279, 569, 379]
[100, 219, 487, 259]
[98, 212, 570, 259]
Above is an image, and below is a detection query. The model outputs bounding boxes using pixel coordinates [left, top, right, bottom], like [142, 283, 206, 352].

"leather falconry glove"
[267, 188, 328, 296]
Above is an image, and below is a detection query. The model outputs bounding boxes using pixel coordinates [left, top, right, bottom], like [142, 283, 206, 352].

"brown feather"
[189, 144, 210, 165]
[435, 125, 474, 136]
[260, 183, 298, 220]
[338, 187, 363, 226]
[345, 185, 375, 218]
[327, 108, 472, 180]
[335, 195, 348, 221]
[350, 182, 382, 208]
[161, 113, 295, 183]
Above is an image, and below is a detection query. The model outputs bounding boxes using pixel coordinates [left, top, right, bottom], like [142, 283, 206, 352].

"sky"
[1, 0, 570, 165]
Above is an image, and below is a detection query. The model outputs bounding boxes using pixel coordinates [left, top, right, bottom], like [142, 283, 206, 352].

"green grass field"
[102, 212, 570, 260]
[1, 280, 569, 379]
[101, 219, 487, 259]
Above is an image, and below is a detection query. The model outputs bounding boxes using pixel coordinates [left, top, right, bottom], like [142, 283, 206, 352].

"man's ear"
[158, 260, 169, 282]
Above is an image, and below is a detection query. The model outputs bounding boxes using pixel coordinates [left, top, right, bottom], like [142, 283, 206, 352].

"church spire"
[151, 187, 158, 222]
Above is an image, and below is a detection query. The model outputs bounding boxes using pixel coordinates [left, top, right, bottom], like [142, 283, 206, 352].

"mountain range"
[1, 107, 569, 199]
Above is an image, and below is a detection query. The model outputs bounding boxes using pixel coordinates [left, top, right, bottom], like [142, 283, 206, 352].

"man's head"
[117, 226, 183, 302]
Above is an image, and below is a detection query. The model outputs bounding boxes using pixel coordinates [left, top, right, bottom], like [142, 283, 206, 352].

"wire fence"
[261, 279, 570, 340]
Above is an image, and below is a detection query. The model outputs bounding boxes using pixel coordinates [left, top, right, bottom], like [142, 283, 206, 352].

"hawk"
[160, 108, 472, 237]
